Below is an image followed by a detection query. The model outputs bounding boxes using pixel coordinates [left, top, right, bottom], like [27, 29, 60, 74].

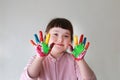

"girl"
[20, 18, 96, 80]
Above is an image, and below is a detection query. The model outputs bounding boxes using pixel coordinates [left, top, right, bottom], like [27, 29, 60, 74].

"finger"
[45, 33, 50, 44]
[79, 34, 84, 44]
[48, 43, 55, 53]
[36, 45, 43, 56]
[36, 45, 42, 51]
[50, 43, 55, 49]
[39, 31, 43, 42]
[68, 44, 73, 51]
[85, 42, 90, 50]
[30, 40, 36, 46]
[74, 35, 78, 46]
[34, 34, 40, 43]
[83, 37, 87, 46]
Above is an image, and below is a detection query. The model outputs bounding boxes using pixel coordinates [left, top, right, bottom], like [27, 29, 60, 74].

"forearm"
[77, 59, 96, 80]
[27, 56, 45, 78]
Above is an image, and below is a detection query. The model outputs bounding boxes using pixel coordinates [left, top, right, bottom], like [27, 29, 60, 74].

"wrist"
[76, 59, 86, 66]
[36, 55, 45, 61]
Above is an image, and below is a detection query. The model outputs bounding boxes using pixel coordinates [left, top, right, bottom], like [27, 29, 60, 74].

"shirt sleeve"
[20, 56, 38, 80]
[74, 61, 97, 80]
[74, 61, 82, 80]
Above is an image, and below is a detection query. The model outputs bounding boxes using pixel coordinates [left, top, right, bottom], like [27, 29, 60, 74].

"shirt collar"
[47, 52, 66, 62]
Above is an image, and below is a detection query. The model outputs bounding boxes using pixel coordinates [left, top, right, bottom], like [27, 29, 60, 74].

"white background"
[0, 0, 120, 80]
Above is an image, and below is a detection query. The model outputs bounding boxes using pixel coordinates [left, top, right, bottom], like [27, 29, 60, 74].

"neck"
[50, 51, 64, 59]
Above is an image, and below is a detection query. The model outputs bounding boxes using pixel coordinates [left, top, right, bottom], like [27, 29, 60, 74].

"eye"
[53, 33, 58, 36]
[64, 35, 70, 38]
[64, 35, 69, 38]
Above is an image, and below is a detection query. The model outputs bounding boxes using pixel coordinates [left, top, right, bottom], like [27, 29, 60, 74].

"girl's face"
[48, 27, 72, 55]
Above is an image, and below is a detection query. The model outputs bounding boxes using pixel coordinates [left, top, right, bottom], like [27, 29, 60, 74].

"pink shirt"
[20, 52, 82, 80]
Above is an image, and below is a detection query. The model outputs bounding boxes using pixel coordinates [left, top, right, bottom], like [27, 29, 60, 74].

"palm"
[72, 43, 85, 58]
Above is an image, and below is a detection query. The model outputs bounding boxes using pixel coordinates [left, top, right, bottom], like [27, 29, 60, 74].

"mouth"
[56, 43, 64, 46]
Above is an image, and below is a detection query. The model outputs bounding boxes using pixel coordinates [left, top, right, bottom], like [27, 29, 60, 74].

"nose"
[57, 36, 63, 43]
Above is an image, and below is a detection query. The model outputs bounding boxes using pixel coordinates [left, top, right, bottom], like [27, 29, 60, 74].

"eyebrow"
[65, 32, 70, 35]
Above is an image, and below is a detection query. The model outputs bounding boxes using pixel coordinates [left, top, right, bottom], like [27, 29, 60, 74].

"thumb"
[50, 43, 55, 49]
[36, 45, 42, 53]
[68, 44, 74, 52]
[48, 43, 55, 53]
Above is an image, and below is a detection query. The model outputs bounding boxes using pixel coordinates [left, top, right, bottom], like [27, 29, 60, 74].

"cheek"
[48, 37, 56, 44]
[64, 40, 71, 47]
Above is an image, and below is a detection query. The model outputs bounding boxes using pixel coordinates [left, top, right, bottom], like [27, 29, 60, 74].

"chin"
[52, 48, 65, 54]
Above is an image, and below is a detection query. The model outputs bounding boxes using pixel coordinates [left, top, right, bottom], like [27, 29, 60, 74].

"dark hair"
[45, 18, 73, 41]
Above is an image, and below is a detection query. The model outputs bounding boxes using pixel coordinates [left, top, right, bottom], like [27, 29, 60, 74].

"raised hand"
[70, 34, 90, 60]
[30, 31, 54, 57]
